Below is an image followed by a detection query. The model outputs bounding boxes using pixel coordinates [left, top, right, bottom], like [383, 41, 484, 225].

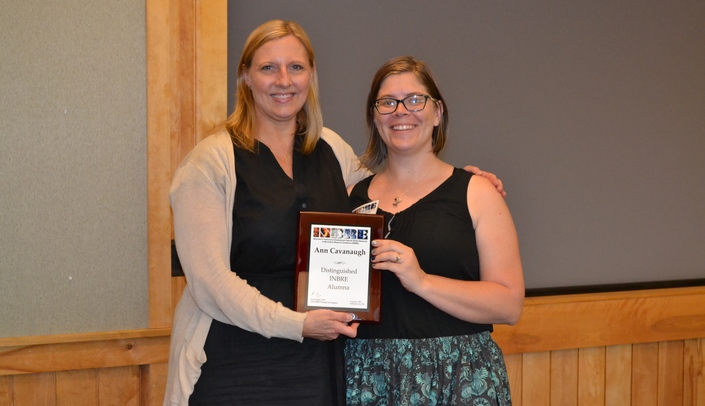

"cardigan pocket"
[174, 311, 212, 404]
[175, 338, 207, 404]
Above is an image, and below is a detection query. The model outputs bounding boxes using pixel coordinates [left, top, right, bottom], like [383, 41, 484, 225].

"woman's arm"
[172, 158, 307, 340]
[172, 136, 356, 341]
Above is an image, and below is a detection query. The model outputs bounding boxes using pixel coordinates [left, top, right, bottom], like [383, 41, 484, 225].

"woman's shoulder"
[319, 126, 344, 143]
[467, 172, 499, 196]
[180, 130, 233, 169]
[320, 127, 372, 187]
[318, 127, 350, 154]
[192, 129, 233, 157]
[466, 169, 511, 222]
[171, 129, 235, 189]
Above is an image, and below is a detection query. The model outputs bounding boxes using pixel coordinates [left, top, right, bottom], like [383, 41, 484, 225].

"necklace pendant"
[393, 197, 402, 206]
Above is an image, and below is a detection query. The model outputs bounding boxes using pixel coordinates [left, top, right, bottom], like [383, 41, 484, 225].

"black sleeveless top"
[230, 137, 350, 305]
[349, 168, 492, 339]
[190, 137, 350, 406]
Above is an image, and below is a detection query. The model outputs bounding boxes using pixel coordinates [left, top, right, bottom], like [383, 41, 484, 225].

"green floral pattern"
[345, 332, 512, 406]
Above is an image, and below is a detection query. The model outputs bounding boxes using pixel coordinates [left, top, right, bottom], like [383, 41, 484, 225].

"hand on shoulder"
[463, 165, 506, 197]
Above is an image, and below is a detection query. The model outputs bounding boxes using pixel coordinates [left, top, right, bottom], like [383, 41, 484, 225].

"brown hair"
[221, 20, 322, 154]
[359, 56, 449, 172]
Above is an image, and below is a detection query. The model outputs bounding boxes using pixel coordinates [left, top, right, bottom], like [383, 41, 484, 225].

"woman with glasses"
[165, 19, 506, 405]
[345, 56, 524, 405]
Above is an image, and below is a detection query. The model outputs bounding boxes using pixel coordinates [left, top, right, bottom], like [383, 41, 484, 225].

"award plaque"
[295, 211, 384, 322]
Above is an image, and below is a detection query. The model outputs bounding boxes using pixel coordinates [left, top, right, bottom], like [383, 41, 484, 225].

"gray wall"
[229, 1, 705, 289]
[0, 1, 147, 337]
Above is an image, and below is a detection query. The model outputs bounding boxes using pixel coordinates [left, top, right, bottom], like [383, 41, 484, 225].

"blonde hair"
[221, 20, 323, 154]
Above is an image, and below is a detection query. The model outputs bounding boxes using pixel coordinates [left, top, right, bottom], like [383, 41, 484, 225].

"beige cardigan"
[164, 128, 370, 405]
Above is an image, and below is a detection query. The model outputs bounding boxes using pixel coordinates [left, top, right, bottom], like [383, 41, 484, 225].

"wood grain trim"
[494, 286, 705, 354]
[0, 329, 170, 376]
[147, 0, 174, 329]
[0, 328, 171, 348]
[195, 0, 228, 143]
[146, 0, 228, 329]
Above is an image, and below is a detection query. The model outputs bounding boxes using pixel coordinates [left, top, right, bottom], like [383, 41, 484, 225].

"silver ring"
[395, 255, 401, 263]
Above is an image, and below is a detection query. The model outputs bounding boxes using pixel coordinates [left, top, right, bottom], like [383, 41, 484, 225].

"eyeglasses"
[373, 94, 435, 115]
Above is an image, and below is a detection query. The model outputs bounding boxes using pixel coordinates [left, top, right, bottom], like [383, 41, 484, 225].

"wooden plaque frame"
[295, 211, 384, 322]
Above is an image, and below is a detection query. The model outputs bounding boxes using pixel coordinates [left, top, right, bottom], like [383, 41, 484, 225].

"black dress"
[189, 137, 351, 406]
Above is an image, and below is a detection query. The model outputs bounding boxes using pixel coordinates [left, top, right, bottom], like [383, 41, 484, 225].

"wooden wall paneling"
[146, 0, 228, 342]
[170, 0, 197, 169]
[0, 329, 170, 377]
[146, 0, 229, 327]
[503, 352, 522, 406]
[550, 348, 578, 405]
[56, 369, 97, 406]
[522, 351, 551, 405]
[13, 372, 55, 405]
[494, 287, 705, 354]
[578, 346, 606, 406]
[140, 363, 168, 406]
[657, 340, 684, 405]
[0, 303, 700, 404]
[168, 0, 229, 168]
[147, 0, 176, 330]
[195, 0, 228, 143]
[98, 366, 140, 406]
[0, 336, 169, 377]
[605, 344, 632, 406]
[632, 342, 659, 406]
[683, 338, 704, 406]
[0, 375, 12, 405]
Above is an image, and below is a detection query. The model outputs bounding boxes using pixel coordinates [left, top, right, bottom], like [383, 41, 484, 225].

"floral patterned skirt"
[345, 332, 511, 406]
